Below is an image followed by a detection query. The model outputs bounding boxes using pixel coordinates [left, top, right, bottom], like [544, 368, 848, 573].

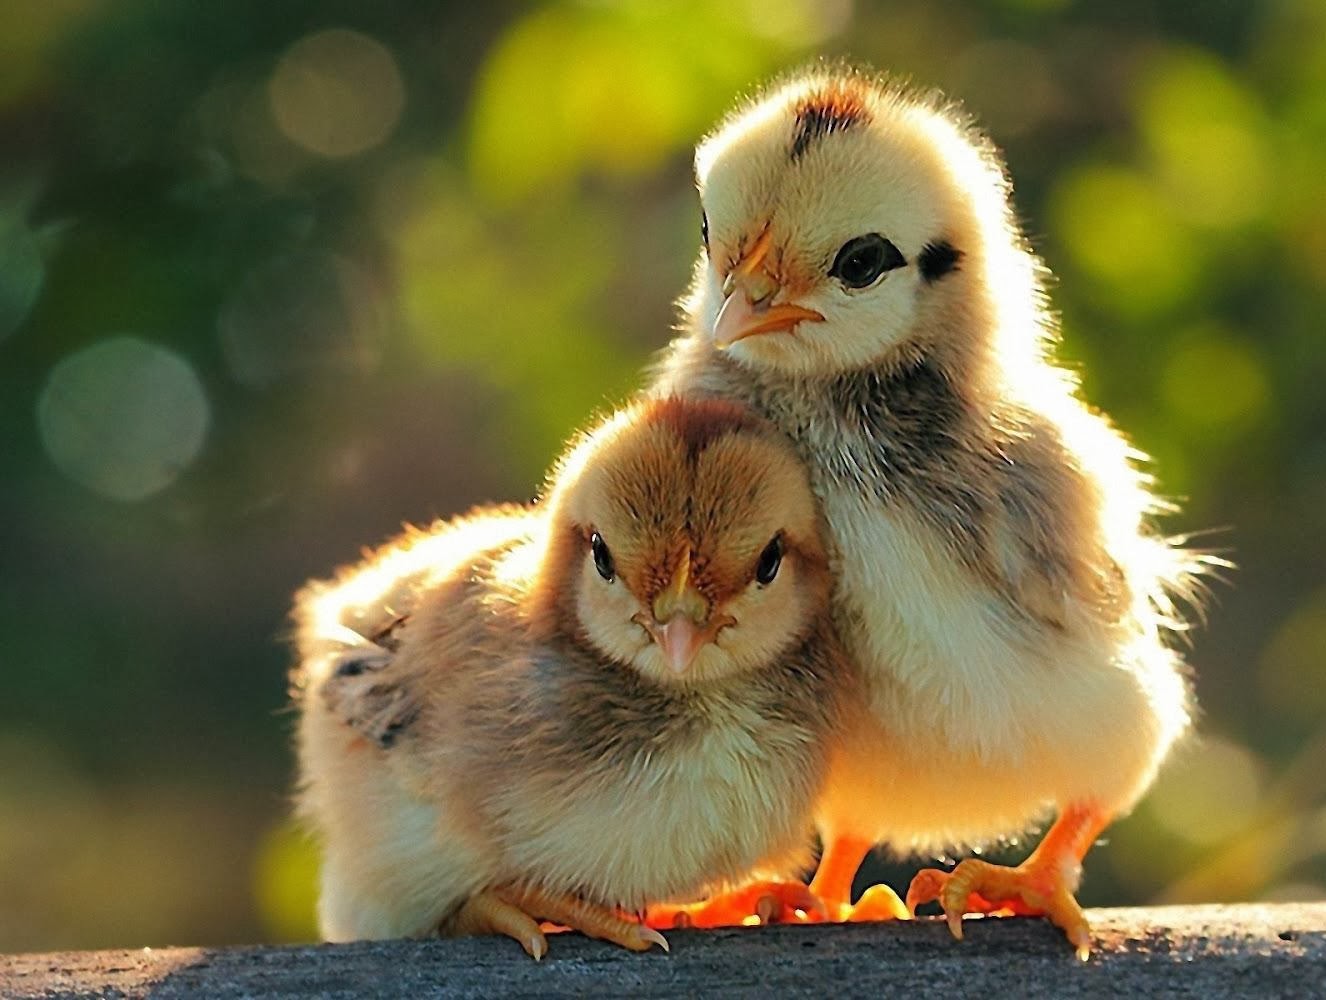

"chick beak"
[647, 551, 711, 675]
[713, 227, 825, 348]
[653, 616, 707, 676]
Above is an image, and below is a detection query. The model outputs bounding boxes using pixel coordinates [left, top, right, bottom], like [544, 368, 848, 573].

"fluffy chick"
[291, 397, 850, 957]
[653, 67, 1212, 955]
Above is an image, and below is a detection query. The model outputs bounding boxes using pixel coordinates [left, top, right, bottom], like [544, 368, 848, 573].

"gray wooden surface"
[3, 903, 1323, 998]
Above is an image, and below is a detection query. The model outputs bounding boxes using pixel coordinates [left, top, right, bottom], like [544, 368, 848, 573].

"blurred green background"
[2, 0, 1324, 954]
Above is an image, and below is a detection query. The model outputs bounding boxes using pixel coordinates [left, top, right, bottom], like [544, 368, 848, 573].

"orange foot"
[804, 834, 907, 923]
[907, 858, 1091, 957]
[845, 883, 909, 922]
[646, 879, 826, 929]
[906, 802, 1110, 960]
[446, 886, 667, 960]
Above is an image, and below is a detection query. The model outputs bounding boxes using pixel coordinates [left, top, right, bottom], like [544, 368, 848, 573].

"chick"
[291, 396, 850, 958]
[653, 67, 1211, 956]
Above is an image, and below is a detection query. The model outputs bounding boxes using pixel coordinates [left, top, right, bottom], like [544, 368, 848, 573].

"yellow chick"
[653, 67, 1212, 956]
[291, 396, 851, 958]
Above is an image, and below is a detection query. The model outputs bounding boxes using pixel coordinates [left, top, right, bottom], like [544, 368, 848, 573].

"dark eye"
[701, 211, 709, 249]
[755, 535, 783, 585]
[590, 532, 615, 582]
[829, 233, 906, 289]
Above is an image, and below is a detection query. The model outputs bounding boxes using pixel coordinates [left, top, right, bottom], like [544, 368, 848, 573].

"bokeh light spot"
[1259, 589, 1326, 725]
[253, 817, 319, 943]
[1148, 735, 1266, 846]
[391, 163, 640, 472]
[1136, 50, 1270, 230]
[37, 337, 210, 502]
[467, 3, 792, 204]
[269, 29, 404, 159]
[0, 211, 44, 341]
[218, 252, 386, 388]
[206, 74, 310, 186]
[1049, 164, 1200, 315]
[468, 9, 682, 202]
[739, 0, 852, 46]
[1160, 328, 1269, 433]
[0, 0, 102, 109]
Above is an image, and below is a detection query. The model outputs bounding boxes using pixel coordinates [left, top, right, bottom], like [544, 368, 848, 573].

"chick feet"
[906, 859, 1091, 959]
[844, 883, 909, 923]
[447, 887, 668, 960]
[802, 835, 905, 922]
[647, 879, 826, 929]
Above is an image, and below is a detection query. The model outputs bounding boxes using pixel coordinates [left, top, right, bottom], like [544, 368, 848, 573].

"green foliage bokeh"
[1, 0, 1323, 951]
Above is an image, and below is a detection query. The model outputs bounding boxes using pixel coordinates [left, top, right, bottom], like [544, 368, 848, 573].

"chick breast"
[456, 630, 840, 912]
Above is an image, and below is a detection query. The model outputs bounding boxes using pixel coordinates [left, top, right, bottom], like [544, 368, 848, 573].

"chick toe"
[511, 886, 669, 954]
[845, 883, 908, 922]
[446, 891, 549, 960]
[647, 879, 826, 929]
[908, 858, 1093, 956]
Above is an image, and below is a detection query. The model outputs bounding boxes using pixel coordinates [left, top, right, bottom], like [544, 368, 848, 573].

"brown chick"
[291, 396, 851, 958]
[653, 66, 1214, 956]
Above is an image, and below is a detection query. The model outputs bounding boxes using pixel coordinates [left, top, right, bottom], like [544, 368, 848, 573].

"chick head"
[541, 397, 829, 687]
[685, 66, 1043, 378]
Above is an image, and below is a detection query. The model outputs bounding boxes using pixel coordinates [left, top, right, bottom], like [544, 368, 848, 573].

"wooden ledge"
[3, 903, 1323, 998]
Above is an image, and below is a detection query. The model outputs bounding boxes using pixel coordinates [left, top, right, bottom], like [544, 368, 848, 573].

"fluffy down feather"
[654, 66, 1213, 863]
[291, 397, 854, 944]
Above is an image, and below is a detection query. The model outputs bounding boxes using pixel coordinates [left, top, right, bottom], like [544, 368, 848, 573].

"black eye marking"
[590, 531, 615, 582]
[755, 535, 783, 585]
[919, 240, 962, 282]
[701, 211, 709, 250]
[829, 234, 906, 289]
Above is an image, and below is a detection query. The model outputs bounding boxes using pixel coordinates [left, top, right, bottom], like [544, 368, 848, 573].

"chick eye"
[701, 211, 709, 249]
[590, 532, 615, 582]
[755, 535, 783, 586]
[829, 233, 906, 289]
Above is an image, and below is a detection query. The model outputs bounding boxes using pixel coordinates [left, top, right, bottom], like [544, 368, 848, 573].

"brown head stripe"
[643, 396, 765, 461]
[791, 83, 870, 161]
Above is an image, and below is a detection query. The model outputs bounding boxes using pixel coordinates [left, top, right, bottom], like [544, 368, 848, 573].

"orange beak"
[713, 227, 825, 348]
[643, 550, 715, 675]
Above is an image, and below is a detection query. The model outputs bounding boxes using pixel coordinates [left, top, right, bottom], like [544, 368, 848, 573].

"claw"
[905, 867, 943, 916]
[946, 903, 965, 941]
[908, 857, 1093, 954]
[640, 925, 670, 953]
[448, 886, 668, 958]
[528, 934, 547, 962]
[445, 891, 549, 960]
[904, 805, 1109, 957]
